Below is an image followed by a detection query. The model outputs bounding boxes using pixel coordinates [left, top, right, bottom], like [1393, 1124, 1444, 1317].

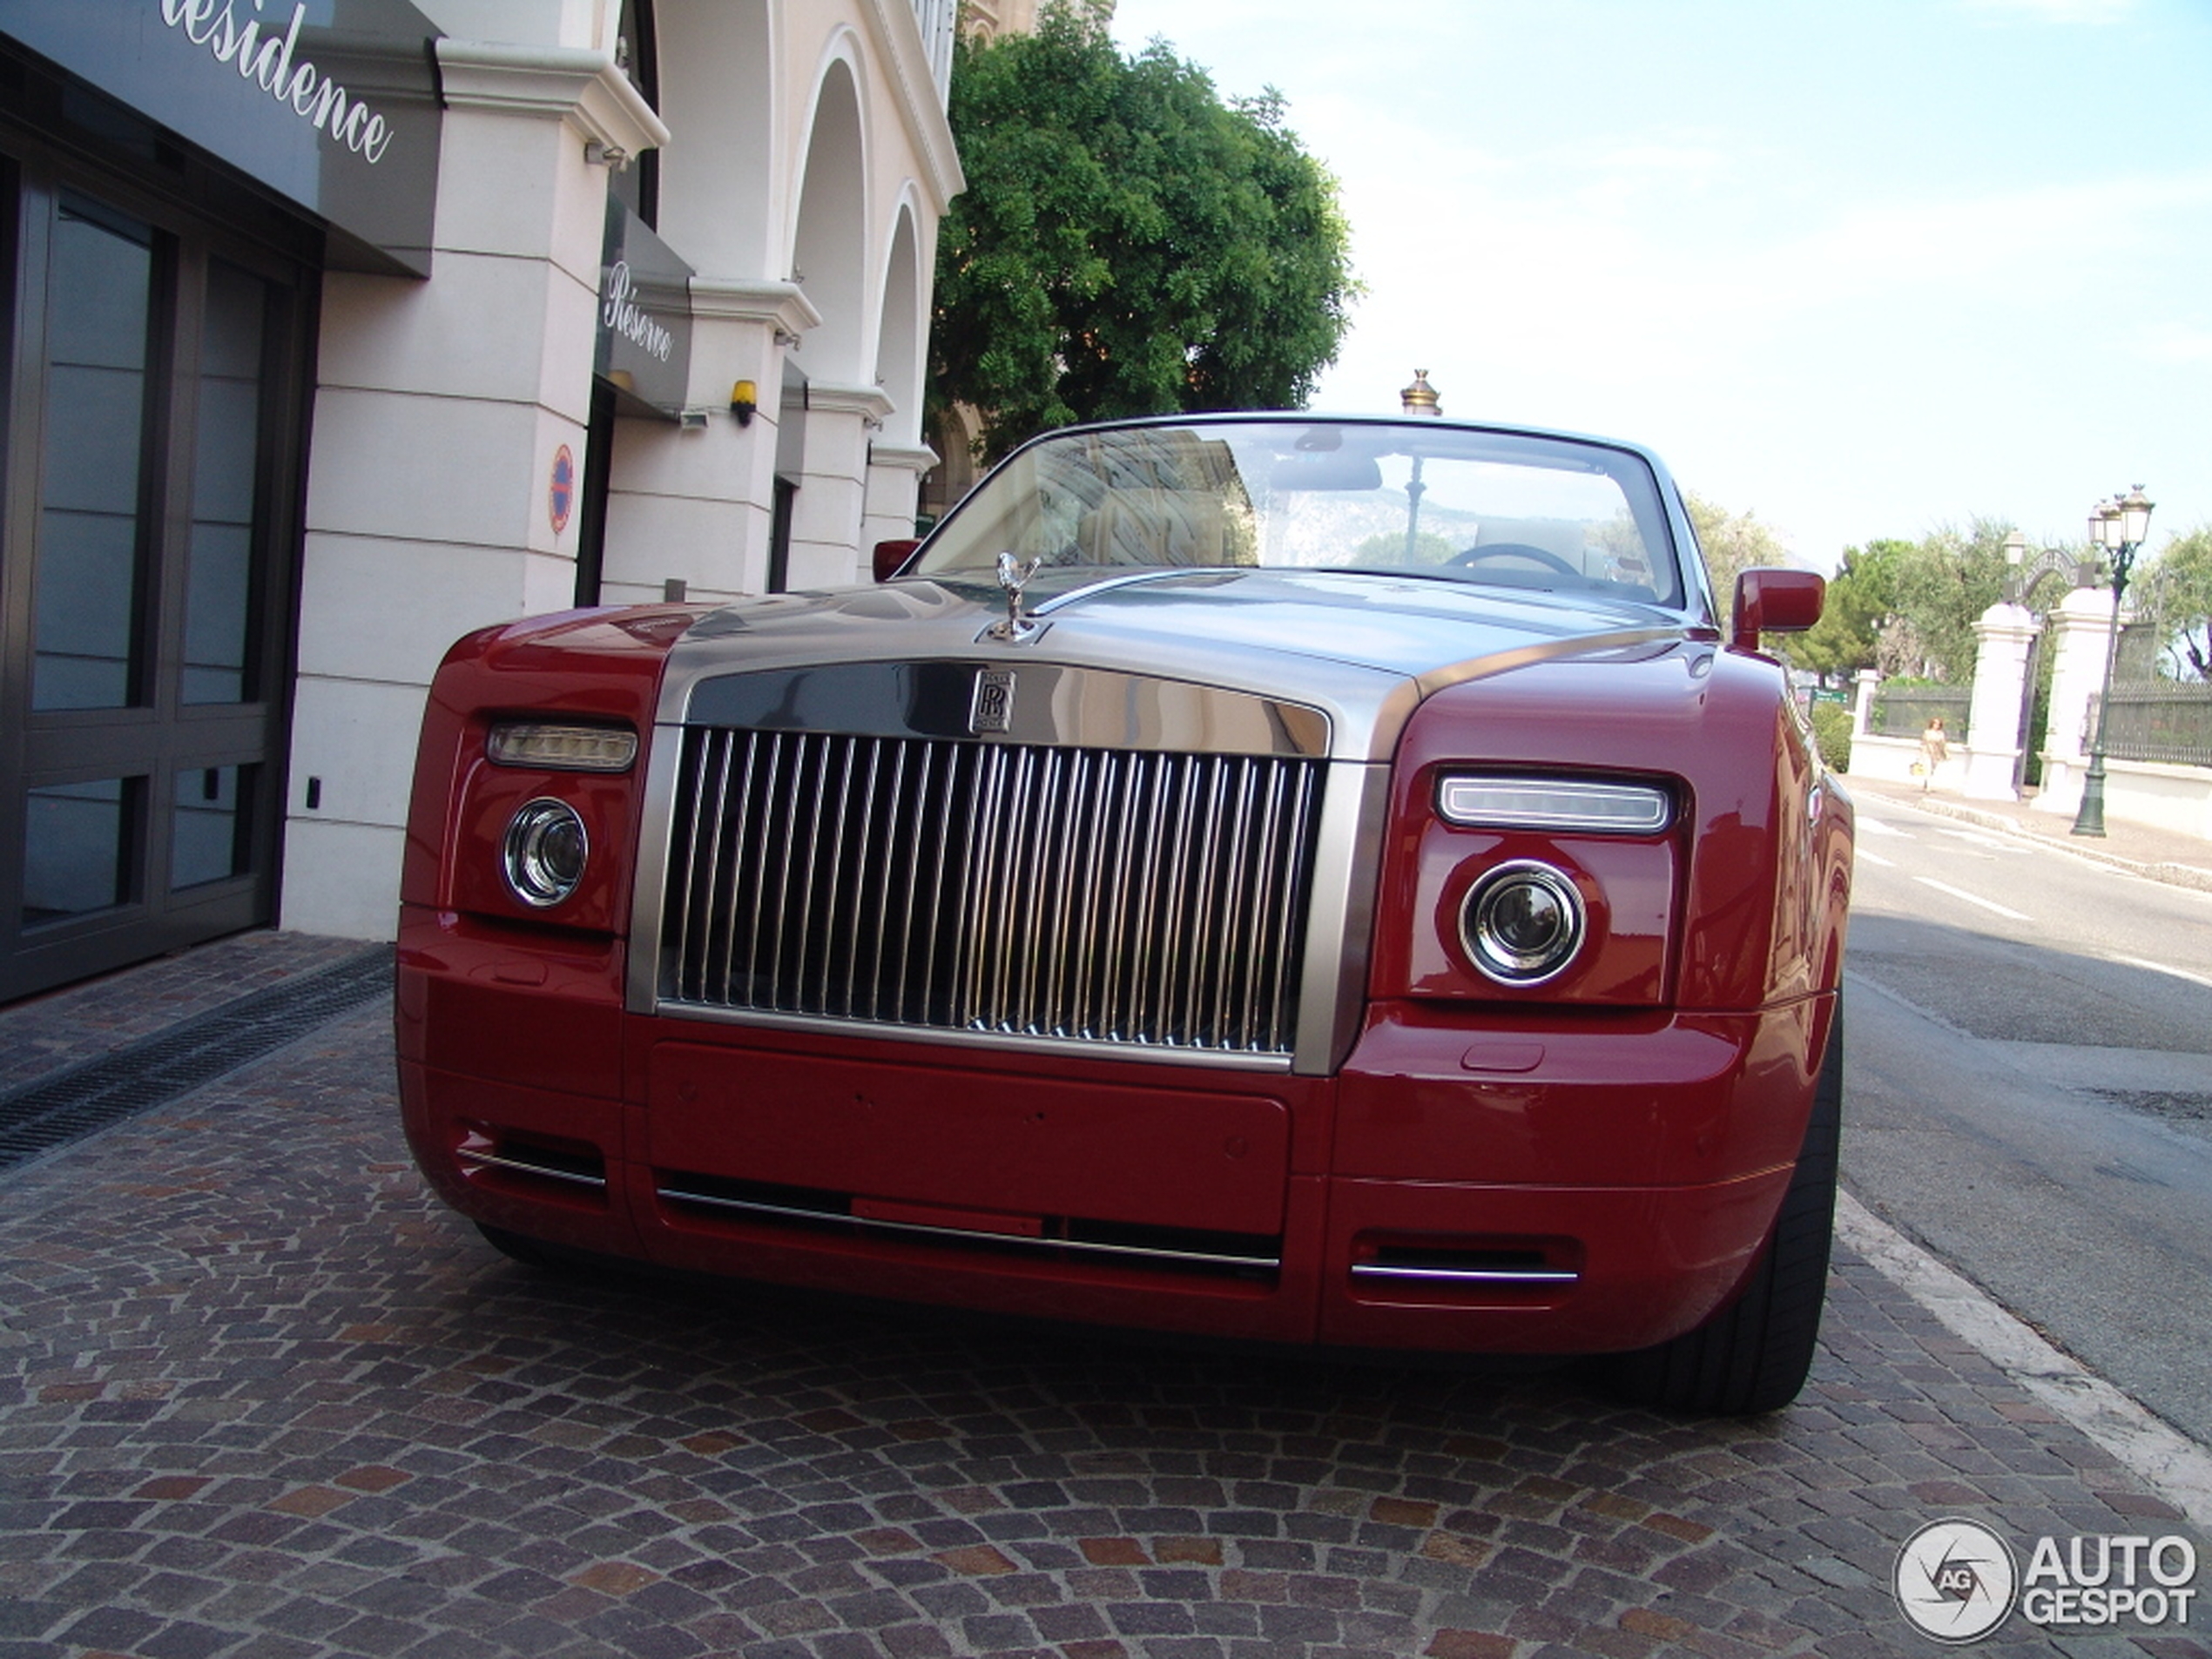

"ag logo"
[1895, 1518, 2020, 1643]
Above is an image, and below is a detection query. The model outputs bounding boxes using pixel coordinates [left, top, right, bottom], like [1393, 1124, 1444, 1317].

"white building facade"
[0, 0, 961, 999]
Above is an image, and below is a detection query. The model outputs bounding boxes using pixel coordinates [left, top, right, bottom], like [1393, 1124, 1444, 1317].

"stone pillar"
[792, 383, 895, 589]
[864, 441, 940, 561]
[282, 43, 664, 939]
[1852, 667, 1881, 738]
[1963, 602, 2036, 800]
[2033, 583, 2120, 819]
[598, 278, 819, 605]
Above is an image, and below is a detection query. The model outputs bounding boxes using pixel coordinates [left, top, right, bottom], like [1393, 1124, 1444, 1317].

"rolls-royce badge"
[971, 666, 1016, 734]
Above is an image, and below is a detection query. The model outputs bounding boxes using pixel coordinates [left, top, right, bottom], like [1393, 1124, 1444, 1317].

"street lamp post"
[1399, 371, 1440, 562]
[2071, 483, 2154, 838]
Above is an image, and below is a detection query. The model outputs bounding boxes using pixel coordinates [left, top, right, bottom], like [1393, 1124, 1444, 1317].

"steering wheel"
[1448, 542, 1582, 577]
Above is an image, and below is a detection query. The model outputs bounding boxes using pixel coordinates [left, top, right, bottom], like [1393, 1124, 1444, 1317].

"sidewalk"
[1844, 775, 2212, 894]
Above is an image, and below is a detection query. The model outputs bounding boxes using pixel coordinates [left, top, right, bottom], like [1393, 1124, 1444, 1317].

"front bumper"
[397, 906, 1824, 1355]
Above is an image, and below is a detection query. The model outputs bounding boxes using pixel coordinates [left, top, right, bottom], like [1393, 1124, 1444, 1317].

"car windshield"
[913, 419, 1688, 608]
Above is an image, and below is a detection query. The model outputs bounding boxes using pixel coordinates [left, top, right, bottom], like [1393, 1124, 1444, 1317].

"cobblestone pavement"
[0, 934, 372, 1097]
[3, 938, 2207, 1659]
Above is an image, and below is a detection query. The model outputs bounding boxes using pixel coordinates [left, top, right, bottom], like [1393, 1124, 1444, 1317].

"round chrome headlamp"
[502, 799, 588, 908]
[1459, 860, 1586, 986]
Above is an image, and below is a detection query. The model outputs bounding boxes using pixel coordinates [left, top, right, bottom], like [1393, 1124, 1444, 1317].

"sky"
[1105, 0, 2212, 573]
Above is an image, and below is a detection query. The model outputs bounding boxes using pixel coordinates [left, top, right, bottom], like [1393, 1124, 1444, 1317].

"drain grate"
[0, 946, 393, 1173]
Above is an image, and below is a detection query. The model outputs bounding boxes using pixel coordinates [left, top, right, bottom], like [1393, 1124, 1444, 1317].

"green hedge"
[1809, 701, 1853, 773]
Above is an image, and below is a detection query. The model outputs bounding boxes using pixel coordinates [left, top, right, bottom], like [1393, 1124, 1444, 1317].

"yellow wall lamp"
[729, 380, 758, 426]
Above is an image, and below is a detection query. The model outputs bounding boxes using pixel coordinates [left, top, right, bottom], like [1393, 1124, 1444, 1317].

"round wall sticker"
[549, 444, 577, 536]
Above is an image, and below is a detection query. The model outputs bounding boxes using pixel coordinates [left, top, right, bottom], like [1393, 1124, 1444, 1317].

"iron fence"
[1870, 685, 1972, 742]
[2087, 682, 2212, 767]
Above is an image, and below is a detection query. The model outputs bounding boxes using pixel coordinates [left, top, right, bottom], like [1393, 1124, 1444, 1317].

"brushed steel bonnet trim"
[656, 578, 1417, 765]
[654, 577, 1690, 765]
[628, 572, 1698, 1076]
[676, 658, 1333, 759]
[628, 728, 685, 1017]
[1296, 763, 1391, 1074]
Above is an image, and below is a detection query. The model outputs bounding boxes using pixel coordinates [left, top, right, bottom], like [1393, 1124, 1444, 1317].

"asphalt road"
[1841, 792, 2212, 1447]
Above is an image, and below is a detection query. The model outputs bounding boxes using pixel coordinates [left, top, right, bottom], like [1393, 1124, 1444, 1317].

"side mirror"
[873, 538, 921, 583]
[1731, 568, 1824, 653]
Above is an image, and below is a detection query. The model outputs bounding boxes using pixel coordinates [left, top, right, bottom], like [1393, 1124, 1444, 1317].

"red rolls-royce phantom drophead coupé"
[396, 413, 1851, 1414]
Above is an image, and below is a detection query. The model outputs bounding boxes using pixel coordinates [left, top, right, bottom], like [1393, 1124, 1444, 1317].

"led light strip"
[1437, 775, 1670, 833]
[488, 722, 639, 772]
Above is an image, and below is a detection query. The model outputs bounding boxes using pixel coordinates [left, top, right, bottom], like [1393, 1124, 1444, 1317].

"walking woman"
[1919, 716, 1948, 790]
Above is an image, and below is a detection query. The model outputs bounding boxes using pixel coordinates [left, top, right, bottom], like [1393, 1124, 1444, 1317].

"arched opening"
[651, 0, 774, 274]
[876, 205, 923, 446]
[790, 57, 867, 383]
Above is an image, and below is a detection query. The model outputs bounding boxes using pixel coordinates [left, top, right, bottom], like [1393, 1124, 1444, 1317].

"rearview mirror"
[1731, 568, 1824, 653]
[1268, 455, 1384, 492]
[873, 538, 921, 583]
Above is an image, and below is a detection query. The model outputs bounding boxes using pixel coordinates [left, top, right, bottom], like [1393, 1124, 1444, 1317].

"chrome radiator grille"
[659, 727, 1325, 1055]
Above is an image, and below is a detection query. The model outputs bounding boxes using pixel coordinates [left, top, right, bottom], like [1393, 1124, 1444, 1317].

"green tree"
[1682, 492, 1793, 602]
[2135, 526, 2212, 680]
[1789, 538, 1905, 685]
[1883, 520, 2012, 683]
[931, 6, 1356, 462]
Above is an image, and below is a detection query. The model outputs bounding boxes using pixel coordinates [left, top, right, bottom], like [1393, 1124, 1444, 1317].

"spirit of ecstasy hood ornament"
[988, 550, 1043, 641]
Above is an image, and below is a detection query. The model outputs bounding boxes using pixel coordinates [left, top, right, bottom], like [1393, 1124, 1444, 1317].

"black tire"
[1606, 1008, 1842, 1415]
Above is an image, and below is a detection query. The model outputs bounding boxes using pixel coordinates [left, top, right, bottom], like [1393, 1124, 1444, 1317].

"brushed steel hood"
[658, 569, 1694, 764]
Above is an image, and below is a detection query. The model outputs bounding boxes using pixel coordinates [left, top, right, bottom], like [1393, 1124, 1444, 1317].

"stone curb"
[1837, 1192, 2212, 1534]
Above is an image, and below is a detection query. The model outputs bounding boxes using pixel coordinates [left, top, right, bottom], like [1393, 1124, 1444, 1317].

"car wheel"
[1607, 1008, 1841, 1415]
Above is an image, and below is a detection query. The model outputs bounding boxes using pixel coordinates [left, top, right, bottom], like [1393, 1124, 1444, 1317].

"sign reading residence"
[595, 195, 695, 419]
[0, 0, 443, 275]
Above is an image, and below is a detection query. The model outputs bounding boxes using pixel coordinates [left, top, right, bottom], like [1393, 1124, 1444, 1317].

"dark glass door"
[1, 158, 310, 1001]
